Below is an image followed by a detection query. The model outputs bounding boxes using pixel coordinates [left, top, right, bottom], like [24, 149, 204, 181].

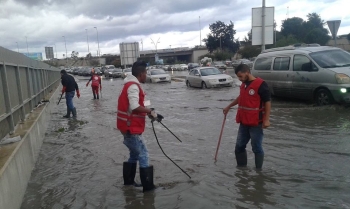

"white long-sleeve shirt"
[124, 74, 144, 113]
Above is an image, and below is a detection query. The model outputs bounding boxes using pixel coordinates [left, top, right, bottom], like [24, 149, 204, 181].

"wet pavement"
[21, 70, 350, 209]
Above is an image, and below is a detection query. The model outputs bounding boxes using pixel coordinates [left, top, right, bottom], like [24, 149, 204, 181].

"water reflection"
[123, 187, 155, 209]
[234, 169, 277, 208]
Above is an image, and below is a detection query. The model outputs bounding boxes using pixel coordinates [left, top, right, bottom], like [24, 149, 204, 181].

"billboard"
[45, 47, 54, 59]
[119, 42, 140, 66]
[22, 52, 43, 61]
[252, 7, 275, 45]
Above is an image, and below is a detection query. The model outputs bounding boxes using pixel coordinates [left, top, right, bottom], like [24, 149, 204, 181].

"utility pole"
[16, 42, 19, 53]
[25, 36, 29, 54]
[85, 29, 90, 54]
[54, 43, 57, 59]
[199, 16, 202, 46]
[150, 37, 160, 53]
[94, 27, 100, 57]
[141, 39, 143, 51]
[62, 36, 67, 63]
[261, 0, 266, 52]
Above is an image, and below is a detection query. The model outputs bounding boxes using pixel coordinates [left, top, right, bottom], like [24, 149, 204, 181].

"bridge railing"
[0, 46, 61, 139]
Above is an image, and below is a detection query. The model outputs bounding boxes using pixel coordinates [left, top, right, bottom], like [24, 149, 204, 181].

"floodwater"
[21, 70, 350, 209]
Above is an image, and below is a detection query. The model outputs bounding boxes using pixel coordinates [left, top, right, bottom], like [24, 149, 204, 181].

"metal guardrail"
[0, 46, 61, 140]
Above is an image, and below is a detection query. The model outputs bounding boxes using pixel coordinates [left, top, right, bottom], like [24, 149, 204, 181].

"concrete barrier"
[0, 87, 59, 209]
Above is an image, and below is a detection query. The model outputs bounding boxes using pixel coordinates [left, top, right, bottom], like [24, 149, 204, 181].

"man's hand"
[147, 109, 164, 122]
[61, 86, 66, 94]
[76, 90, 80, 98]
[223, 106, 231, 115]
[86, 83, 89, 87]
[262, 119, 270, 129]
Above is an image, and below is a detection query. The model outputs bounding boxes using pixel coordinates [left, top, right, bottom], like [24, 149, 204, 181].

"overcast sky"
[0, 0, 349, 59]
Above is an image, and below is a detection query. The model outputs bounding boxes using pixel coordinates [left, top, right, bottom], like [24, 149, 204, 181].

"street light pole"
[150, 37, 160, 53]
[16, 42, 19, 53]
[54, 43, 57, 59]
[261, 0, 266, 52]
[62, 36, 67, 63]
[25, 36, 29, 54]
[85, 29, 90, 54]
[199, 16, 202, 46]
[94, 27, 100, 57]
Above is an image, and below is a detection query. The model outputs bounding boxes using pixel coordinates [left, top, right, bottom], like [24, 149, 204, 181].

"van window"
[309, 49, 350, 68]
[254, 57, 272, 70]
[293, 55, 316, 71]
[273, 57, 290, 71]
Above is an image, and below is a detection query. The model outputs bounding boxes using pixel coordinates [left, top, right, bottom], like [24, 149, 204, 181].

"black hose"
[159, 121, 182, 142]
[151, 121, 191, 179]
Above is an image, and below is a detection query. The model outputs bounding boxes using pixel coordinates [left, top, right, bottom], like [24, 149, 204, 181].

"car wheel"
[315, 89, 333, 106]
[186, 80, 191, 87]
[201, 81, 207, 89]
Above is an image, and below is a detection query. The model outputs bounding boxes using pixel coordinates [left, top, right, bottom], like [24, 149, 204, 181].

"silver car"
[121, 68, 132, 79]
[186, 67, 233, 88]
[146, 69, 171, 83]
[252, 46, 350, 105]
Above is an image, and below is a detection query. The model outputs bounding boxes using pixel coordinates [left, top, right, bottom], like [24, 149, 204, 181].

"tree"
[275, 35, 299, 47]
[304, 28, 330, 45]
[203, 21, 240, 54]
[281, 17, 304, 41]
[71, 51, 79, 59]
[86, 53, 92, 59]
[237, 45, 261, 59]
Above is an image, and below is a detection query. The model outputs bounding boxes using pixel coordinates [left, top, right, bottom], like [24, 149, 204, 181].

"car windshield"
[107, 66, 115, 69]
[113, 69, 122, 72]
[309, 50, 350, 68]
[150, 69, 166, 75]
[200, 68, 222, 76]
[124, 69, 131, 72]
[214, 62, 223, 65]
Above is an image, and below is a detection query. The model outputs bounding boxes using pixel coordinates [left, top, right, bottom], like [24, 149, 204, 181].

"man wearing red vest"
[117, 61, 163, 192]
[86, 68, 102, 99]
[223, 64, 271, 169]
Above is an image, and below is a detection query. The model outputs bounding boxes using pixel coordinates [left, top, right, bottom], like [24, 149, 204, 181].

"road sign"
[252, 7, 275, 46]
[327, 20, 341, 39]
[327, 20, 341, 47]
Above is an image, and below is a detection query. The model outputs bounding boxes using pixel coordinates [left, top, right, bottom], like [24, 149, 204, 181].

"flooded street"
[21, 71, 350, 209]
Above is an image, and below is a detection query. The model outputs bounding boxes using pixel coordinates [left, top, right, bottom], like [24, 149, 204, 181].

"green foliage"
[304, 28, 330, 45]
[279, 13, 330, 46]
[276, 35, 299, 47]
[281, 17, 304, 41]
[204, 21, 240, 53]
[238, 45, 261, 59]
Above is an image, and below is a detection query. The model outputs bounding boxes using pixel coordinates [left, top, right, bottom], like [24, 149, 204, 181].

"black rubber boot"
[97, 94, 99, 100]
[123, 162, 137, 185]
[235, 150, 247, 167]
[140, 166, 155, 192]
[93, 94, 96, 99]
[63, 108, 71, 118]
[255, 153, 264, 169]
[72, 108, 77, 118]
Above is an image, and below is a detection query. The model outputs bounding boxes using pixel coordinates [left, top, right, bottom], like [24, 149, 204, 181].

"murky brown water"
[21, 71, 350, 209]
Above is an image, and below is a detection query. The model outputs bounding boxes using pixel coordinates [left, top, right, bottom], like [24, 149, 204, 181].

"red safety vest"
[117, 82, 146, 134]
[91, 75, 100, 87]
[236, 78, 265, 126]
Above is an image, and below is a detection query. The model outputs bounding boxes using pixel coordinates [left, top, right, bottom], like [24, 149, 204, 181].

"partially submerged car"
[186, 67, 233, 88]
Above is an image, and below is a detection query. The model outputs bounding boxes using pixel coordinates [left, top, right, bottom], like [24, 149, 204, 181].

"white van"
[251, 46, 350, 105]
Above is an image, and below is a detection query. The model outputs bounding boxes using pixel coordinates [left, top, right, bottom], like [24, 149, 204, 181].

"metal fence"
[0, 46, 61, 139]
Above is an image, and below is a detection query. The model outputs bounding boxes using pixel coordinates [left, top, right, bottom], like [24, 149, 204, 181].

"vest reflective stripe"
[117, 110, 146, 118]
[236, 78, 265, 126]
[117, 81, 146, 134]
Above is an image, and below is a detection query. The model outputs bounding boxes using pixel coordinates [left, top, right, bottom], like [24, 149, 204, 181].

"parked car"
[94, 68, 102, 76]
[121, 68, 132, 79]
[146, 69, 171, 83]
[179, 64, 188, 71]
[188, 63, 200, 70]
[186, 67, 233, 88]
[232, 59, 253, 69]
[111, 68, 123, 78]
[251, 45, 350, 105]
[212, 61, 227, 70]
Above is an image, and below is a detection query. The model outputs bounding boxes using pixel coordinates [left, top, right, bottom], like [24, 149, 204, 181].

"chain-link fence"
[0, 46, 61, 139]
